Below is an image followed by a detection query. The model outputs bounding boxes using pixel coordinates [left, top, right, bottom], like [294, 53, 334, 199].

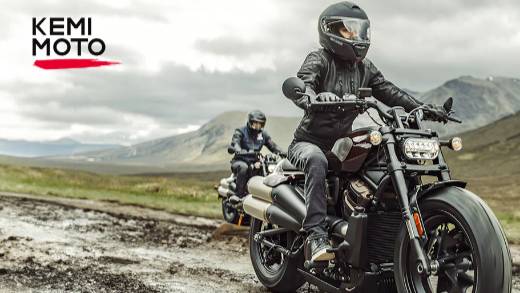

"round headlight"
[369, 131, 382, 146]
[450, 137, 463, 151]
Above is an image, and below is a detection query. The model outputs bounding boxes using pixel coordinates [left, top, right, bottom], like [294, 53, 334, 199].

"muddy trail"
[0, 193, 518, 292]
[0, 194, 267, 292]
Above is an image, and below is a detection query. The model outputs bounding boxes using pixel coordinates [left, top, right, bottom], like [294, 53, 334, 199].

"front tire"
[394, 187, 512, 293]
[221, 199, 239, 224]
[249, 218, 305, 292]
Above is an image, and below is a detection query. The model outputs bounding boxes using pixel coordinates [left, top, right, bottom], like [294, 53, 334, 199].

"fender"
[417, 179, 466, 201]
[409, 180, 466, 209]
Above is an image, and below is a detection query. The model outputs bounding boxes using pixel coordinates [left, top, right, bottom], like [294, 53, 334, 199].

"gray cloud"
[195, 37, 264, 58]
[5, 0, 170, 22]
[4, 0, 520, 144]
[10, 59, 300, 134]
[200, 0, 520, 91]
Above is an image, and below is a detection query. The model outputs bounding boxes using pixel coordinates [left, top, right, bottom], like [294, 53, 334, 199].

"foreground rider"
[228, 110, 285, 200]
[286, 2, 449, 262]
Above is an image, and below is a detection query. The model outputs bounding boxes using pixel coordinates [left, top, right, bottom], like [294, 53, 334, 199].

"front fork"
[384, 134, 431, 275]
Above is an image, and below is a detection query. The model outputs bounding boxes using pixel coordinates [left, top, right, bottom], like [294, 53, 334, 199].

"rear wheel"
[395, 188, 512, 293]
[249, 218, 305, 292]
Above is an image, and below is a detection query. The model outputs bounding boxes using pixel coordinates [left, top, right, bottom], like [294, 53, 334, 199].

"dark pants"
[231, 160, 251, 197]
[288, 141, 328, 235]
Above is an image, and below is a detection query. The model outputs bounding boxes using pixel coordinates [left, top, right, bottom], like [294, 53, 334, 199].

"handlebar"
[308, 99, 393, 120]
[308, 98, 462, 124]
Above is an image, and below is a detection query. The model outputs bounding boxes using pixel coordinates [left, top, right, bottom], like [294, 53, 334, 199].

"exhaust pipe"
[243, 194, 270, 221]
[217, 186, 235, 198]
[266, 205, 301, 231]
[248, 176, 306, 223]
[271, 184, 306, 223]
[246, 175, 350, 235]
[245, 176, 305, 231]
[219, 178, 236, 191]
[243, 194, 302, 232]
[247, 176, 273, 203]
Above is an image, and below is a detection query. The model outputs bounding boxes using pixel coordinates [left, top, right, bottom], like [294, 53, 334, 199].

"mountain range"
[2, 75, 520, 172]
[420, 75, 520, 135]
[0, 138, 120, 158]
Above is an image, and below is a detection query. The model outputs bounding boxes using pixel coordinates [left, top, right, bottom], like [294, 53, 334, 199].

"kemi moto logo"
[32, 17, 119, 69]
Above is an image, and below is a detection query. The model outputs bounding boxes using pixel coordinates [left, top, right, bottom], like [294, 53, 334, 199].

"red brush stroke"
[34, 58, 120, 70]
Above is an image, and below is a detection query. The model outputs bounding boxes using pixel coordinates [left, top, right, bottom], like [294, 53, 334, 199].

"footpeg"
[328, 241, 351, 261]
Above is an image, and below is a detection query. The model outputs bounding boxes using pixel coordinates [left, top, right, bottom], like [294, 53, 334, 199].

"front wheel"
[249, 218, 305, 292]
[394, 187, 512, 293]
[221, 198, 240, 224]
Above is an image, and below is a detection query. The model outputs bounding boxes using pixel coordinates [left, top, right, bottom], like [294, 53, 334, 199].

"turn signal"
[450, 137, 463, 151]
[413, 212, 425, 237]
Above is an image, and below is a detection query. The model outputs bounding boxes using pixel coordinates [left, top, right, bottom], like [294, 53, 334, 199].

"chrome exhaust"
[217, 186, 232, 198]
[247, 176, 273, 203]
[243, 194, 302, 231]
[243, 194, 270, 221]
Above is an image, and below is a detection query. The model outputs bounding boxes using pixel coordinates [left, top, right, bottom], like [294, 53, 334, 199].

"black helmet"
[247, 110, 266, 131]
[318, 2, 370, 62]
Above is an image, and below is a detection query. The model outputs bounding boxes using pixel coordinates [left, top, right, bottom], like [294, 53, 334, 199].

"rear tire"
[249, 218, 305, 292]
[394, 187, 512, 293]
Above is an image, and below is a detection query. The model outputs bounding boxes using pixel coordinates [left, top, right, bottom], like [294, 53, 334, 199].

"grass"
[0, 160, 517, 243]
[459, 175, 520, 244]
[0, 163, 227, 219]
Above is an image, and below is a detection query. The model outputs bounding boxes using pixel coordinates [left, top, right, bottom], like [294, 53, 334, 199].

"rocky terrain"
[0, 193, 262, 292]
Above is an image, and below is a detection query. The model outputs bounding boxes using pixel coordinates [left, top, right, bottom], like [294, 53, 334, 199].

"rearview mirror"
[282, 77, 305, 99]
[443, 97, 454, 112]
[358, 88, 372, 99]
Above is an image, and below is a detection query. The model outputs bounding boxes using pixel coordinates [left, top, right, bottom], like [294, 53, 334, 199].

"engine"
[343, 177, 373, 215]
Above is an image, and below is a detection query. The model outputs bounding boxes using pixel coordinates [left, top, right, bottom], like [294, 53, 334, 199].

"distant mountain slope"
[445, 111, 520, 178]
[0, 138, 120, 157]
[42, 75, 520, 172]
[56, 112, 301, 170]
[420, 76, 520, 135]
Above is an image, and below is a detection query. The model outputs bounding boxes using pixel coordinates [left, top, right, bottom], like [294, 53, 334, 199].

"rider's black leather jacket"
[290, 49, 423, 150]
[230, 126, 283, 163]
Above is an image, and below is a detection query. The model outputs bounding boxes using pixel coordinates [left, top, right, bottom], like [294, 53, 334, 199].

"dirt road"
[0, 192, 518, 292]
[0, 193, 267, 292]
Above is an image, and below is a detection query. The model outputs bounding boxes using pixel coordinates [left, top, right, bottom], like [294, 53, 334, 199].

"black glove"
[423, 104, 448, 123]
[278, 151, 288, 158]
[316, 92, 341, 102]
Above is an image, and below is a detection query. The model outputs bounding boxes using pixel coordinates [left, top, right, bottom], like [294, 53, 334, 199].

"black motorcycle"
[241, 77, 512, 293]
[217, 152, 280, 226]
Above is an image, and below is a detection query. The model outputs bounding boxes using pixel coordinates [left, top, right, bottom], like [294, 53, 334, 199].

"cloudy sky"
[1, 0, 519, 145]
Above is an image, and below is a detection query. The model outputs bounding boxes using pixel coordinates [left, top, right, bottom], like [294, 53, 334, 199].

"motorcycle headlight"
[403, 138, 440, 160]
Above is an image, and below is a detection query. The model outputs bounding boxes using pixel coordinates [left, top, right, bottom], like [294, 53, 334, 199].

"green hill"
[446, 112, 520, 177]
[444, 112, 520, 243]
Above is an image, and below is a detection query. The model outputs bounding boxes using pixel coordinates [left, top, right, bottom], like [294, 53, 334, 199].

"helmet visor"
[323, 17, 370, 43]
